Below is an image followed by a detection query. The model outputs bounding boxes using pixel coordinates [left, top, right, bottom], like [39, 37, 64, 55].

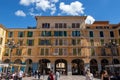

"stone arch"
[3, 59, 10, 63]
[25, 59, 33, 73]
[38, 59, 51, 74]
[112, 58, 119, 64]
[13, 59, 22, 72]
[101, 59, 109, 70]
[71, 59, 84, 75]
[55, 59, 67, 75]
[90, 59, 98, 75]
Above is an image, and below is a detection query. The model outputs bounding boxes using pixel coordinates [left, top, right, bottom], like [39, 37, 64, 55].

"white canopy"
[105, 64, 120, 67]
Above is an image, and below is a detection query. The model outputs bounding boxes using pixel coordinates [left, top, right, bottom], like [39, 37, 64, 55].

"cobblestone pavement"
[22, 75, 100, 80]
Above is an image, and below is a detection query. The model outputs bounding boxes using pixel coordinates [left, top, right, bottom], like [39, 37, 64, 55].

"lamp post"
[103, 41, 119, 73]
[6, 39, 20, 72]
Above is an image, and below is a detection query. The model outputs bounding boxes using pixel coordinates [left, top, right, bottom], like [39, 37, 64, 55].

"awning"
[105, 64, 120, 67]
[0, 63, 9, 67]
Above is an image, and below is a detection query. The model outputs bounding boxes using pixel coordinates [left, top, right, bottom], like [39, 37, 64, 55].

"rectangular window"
[118, 29, 120, 36]
[59, 48, 62, 55]
[27, 31, 33, 37]
[42, 23, 50, 28]
[27, 39, 34, 46]
[91, 48, 95, 56]
[110, 31, 114, 37]
[8, 32, 13, 37]
[18, 31, 24, 37]
[41, 48, 44, 55]
[100, 31, 104, 37]
[90, 39, 94, 46]
[16, 49, 22, 56]
[100, 39, 104, 45]
[0, 38, 3, 45]
[73, 48, 77, 55]
[45, 48, 49, 55]
[28, 48, 31, 55]
[89, 31, 94, 37]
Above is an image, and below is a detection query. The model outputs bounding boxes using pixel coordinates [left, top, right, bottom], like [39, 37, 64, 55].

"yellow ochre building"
[0, 16, 120, 75]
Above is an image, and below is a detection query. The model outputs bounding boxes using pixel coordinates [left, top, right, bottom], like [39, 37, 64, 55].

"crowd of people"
[0, 70, 24, 80]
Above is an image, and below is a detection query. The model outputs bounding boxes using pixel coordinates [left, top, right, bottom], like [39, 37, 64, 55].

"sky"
[0, 0, 120, 28]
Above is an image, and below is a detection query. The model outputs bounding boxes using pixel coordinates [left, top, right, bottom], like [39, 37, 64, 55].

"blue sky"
[0, 0, 120, 28]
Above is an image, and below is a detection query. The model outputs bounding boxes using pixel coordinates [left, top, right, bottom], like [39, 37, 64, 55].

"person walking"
[48, 70, 54, 80]
[55, 70, 60, 80]
[101, 70, 110, 80]
[85, 69, 94, 80]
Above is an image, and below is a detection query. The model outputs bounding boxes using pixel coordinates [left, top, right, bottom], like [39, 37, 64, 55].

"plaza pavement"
[22, 75, 100, 80]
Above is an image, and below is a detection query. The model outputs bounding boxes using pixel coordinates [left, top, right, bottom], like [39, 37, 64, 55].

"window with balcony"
[110, 31, 114, 37]
[100, 31, 104, 37]
[8, 32, 13, 37]
[27, 31, 33, 37]
[27, 39, 34, 46]
[18, 31, 24, 37]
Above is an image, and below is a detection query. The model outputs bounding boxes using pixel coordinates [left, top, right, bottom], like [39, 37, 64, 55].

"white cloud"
[59, 1, 84, 15]
[20, 0, 35, 6]
[85, 15, 95, 24]
[29, 12, 41, 16]
[36, 0, 51, 11]
[15, 10, 26, 17]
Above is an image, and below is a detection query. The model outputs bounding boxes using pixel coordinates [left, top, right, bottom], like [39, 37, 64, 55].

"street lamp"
[103, 41, 119, 73]
[6, 39, 20, 71]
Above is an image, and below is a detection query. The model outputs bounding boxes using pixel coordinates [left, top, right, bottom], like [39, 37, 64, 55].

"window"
[28, 48, 32, 55]
[90, 39, 94, 46]
[100, 39, 104, 45]
[40, 48, 49, 56]
[16, 49, 22, 56]
[91, 48, 95, 56]
[100, 31, 104, 37]
[0, 38, 3, 45]
[55, 23, 67, 28]
[41, 31, 51, 36]
[72, 31, 80, 37]
[72, 48, 81, 56]
[110, 31, 114, 37]
[118, 29, 120, 36]
[27, 31, 33, 37]
[72, 23, 80, 28]
[39, 39, 51, 45]
[54, 31, 67, 36]
[27, 39, 34, 46]
[89, 31, 94, 37]
[8, 32, 13, 37]
[18, 40, 24, 46]
[18, 31, 24, 37]
[42, 23, 50, 28]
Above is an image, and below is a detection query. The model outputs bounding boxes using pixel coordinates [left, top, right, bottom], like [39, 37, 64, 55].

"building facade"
[0, 16, 120, 75]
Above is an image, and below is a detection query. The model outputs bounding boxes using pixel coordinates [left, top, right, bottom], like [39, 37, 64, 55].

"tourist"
[55, 70, 60, 80]
[48, 70, 54, 80]
[101, 70, 110, 80]
[85, 69, 94, 80]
